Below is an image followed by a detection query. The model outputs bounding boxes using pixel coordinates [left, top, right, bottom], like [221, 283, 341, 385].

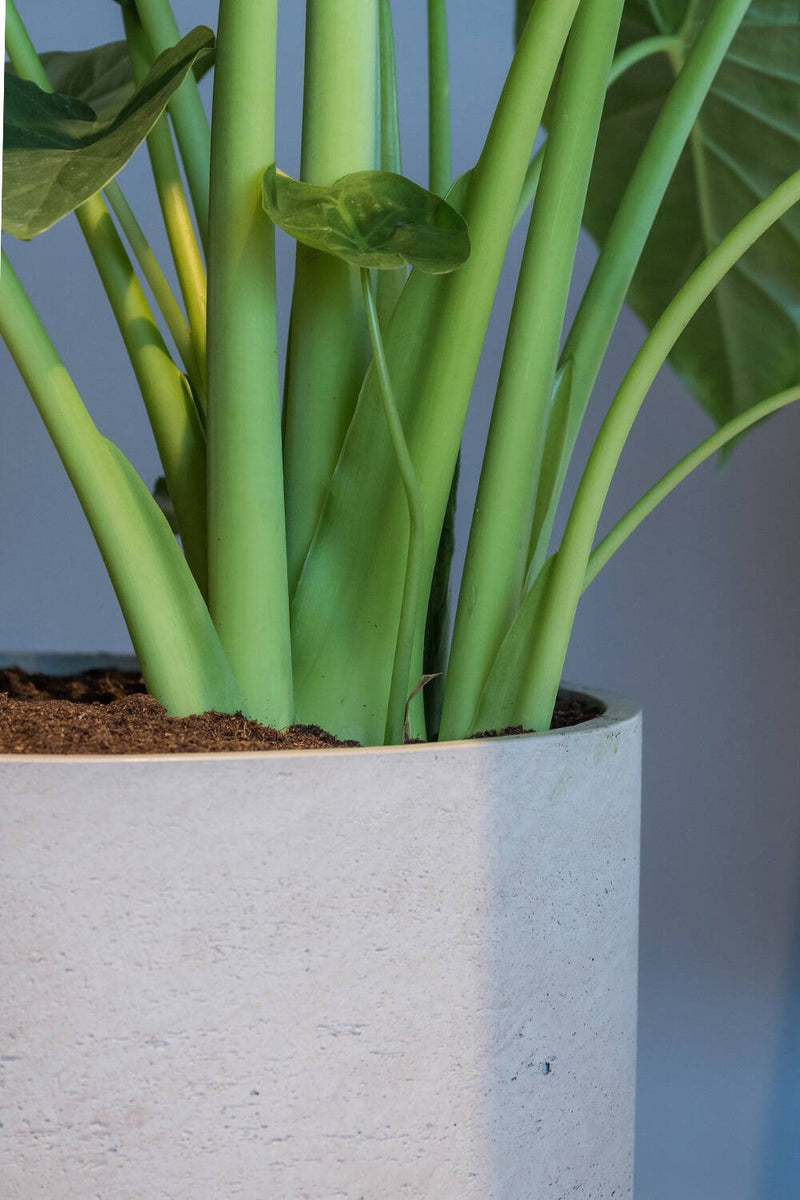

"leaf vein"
[701, 132, 800, 254]
[723, 50, 800, 86]
[711, 85, 800, 150]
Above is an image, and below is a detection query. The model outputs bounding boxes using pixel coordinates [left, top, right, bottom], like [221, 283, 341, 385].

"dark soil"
[473, 694, 603, 738]
[0, 665, 602, 755]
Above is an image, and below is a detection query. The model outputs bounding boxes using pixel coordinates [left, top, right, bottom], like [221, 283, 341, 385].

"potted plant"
[1, 0, 798, 1195]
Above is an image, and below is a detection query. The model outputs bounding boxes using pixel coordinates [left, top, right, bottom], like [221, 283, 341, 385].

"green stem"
[584, 386, 800, 589]
[290, 0, 583, 745]
[103, 180, 196, 378]
[123, 9, 208, 409]
[609, 33, 679, 83]
[427, 0, 452, 198]
[361, 270, 426, 746]
[7, 2, 208, 596]
[77, 197, 209, 596]
[377, 0, 406, 326]
[512, 34, 680, 229]
[283, 0, 377, 594]
[514, 142, 546, 225]
[527, 0, 752, 576]
[206, 0, 292, 725]
[519, 167, 800, 731]
[379, 0, 402, 175]
[418, 0, 454, 721]
[0, 255, 237, 716]
[440, 0, 624, 742]
[6, 0, 53, 89]
[132, 0, 211, 248]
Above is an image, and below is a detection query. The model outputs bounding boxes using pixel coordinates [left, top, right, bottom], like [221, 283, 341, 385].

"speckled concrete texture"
[1, 688, 641, 1198]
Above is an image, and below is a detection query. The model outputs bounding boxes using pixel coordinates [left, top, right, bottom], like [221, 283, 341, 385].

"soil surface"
[0, 665, 602, 755]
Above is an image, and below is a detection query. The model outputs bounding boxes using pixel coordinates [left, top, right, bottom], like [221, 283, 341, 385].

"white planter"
[1, 657, 641, 1200]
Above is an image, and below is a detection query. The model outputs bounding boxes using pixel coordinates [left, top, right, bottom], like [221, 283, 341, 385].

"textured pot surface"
[1, 665, 641, 1200]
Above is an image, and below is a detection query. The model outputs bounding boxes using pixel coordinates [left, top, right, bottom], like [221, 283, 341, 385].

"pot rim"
[0, 651, 640, 762]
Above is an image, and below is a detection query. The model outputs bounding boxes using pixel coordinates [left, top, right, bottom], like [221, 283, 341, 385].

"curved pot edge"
[0, 650, 640, 762]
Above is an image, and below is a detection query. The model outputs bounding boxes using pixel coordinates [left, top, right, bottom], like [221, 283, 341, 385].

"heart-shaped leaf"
[582, 0, 800, 427]
[262, 164, 470, 273]
[2, 25, 214, 239]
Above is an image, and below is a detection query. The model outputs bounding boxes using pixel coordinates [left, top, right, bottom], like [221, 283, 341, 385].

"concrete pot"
[1, 655, 641, 1199]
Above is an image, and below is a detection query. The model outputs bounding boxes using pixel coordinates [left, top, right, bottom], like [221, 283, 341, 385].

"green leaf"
[37, 42, 136, 121]
[16, 39, 218, 121]
[2, 25, 214, 239]
[104, 0, 217, 83]
[583, 0, 800, 427]
[262, 164, 470, 273]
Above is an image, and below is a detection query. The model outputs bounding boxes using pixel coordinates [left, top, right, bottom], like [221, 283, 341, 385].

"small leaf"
[262, 164, 470, 273]
[2, 26, 214, 239]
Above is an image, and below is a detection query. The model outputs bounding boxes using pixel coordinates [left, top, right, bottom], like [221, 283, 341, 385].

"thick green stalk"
[0, 255, 238, 716]
[361, 271, 426, 745]
[283, 0, 377, 594]
[4, 1, 30, 86]
[518, 167, 800, 731]
[6, 2, 208, 595]
[206, 0, 292, 725]
[290, 0, 582, 744]
[527, 0, 752, 575]
[103, 180, 196, 378]
[75, 197, 209, 595]
[584, 386, 800, 589]
[123, 9, 208, 407]
[379, 0, 402, 175]
[420, 0, 454, 735]
[427, 0, 452, 198]
[132, 0, 211, 247]
[440, 0, 624, 742]
[377, 0, 406, 326]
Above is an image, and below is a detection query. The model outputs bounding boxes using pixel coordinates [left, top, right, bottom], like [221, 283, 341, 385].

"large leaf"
[2, 25, 214, 239]
[584, 0, 800, 426]
[263, 164, 470, 273]
[18, 38, 217, 121]
[37, 42, 136, 120]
